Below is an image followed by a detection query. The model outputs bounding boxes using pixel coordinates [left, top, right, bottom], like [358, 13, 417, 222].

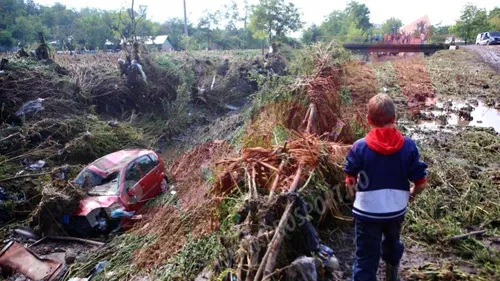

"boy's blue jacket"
[344, 127, 427, 221]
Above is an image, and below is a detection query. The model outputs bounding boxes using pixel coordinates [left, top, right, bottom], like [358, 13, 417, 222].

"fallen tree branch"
[449, 230, 486, 241]
[254, 164, 303, 281]
[29, 235, 105, 247]
[305, 103, 317, 134]
[0, 172, 50, 183]
[0, 132, 20, 143]
[267, 162, 285, 201]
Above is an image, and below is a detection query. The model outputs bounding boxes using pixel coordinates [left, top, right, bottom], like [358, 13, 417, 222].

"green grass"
[425, 49, 500, 98]
[406, 129, 500, 278]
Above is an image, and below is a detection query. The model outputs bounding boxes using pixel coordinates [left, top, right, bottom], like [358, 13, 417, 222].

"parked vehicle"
[64, 149, 168, 236]
[475, 32, 500, 45]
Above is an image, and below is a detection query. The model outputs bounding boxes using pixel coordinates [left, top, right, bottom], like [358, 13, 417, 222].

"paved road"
[464, 45, 500, 72]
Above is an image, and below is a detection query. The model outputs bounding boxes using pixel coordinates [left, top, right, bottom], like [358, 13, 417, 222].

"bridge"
[342, 43, 449, 54]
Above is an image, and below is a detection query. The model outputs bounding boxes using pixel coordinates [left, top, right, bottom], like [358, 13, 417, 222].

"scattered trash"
[223, 104, 240, 111]
[286, 256, 318, 281]
[53, 165, 69, 180]
[317, 245, 340, 270]
[26, 160, 47, 171]
[110, 208, 135, 219]
[86, 261, 108, 278]
[15, 98, 45, 117]
[108, 121, 119, 127]
[195, 267, 213, 281]
[0, 241, 66, 281]
[13, 227, 40, 241]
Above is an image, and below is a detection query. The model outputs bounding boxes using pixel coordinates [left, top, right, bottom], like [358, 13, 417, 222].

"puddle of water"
[417, 100, 500, 133]
[469, 103, 500, 132]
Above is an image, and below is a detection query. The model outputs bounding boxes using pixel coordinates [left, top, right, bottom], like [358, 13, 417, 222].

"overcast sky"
[35, 0, 498, 28]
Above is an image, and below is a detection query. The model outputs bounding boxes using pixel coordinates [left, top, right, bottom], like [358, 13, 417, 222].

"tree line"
[302, 2, 500, 44]
[0, 0, 275, 51]
[0, 0, 499, 52]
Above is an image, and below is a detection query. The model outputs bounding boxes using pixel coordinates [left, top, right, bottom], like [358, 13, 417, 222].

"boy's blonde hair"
[367, 94, 396, 127]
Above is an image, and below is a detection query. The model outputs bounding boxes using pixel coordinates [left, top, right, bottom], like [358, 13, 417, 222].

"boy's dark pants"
[352, 217, 404, 281]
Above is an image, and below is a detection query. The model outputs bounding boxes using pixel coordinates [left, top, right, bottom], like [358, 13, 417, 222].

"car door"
[147, 153, 164, 194]
[136, 155, 160, 200]
[121, 160, 143, 212]
[481, 33, 489, 45]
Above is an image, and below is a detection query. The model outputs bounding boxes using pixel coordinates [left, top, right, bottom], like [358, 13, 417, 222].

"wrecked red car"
[63, 149, 168, 236]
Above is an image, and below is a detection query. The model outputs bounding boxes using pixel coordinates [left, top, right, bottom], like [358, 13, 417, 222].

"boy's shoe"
[386, 263, 400, 281]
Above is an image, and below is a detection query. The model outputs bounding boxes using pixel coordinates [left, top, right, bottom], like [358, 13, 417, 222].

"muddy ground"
[465, 45, 500, 73]
[1, 47, 499, 281]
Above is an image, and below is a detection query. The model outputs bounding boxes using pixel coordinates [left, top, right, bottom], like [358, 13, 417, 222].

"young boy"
[344, 94, 428, 281]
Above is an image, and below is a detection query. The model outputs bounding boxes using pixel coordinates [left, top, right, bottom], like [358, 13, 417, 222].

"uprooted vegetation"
[1, 44, 499, 281]
[0, 49, 265, 234]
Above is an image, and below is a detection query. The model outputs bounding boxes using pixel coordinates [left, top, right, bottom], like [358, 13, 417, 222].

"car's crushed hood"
[74, 195, 120, 216]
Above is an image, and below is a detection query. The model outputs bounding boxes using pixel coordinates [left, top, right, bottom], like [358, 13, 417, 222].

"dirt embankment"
[2, 45, 499, 281]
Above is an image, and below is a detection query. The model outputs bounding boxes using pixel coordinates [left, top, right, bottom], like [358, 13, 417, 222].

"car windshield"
[74, 169, 120, 196]
[74, 169, 105, 188]
[87, 174, 120, 196]
[490, 32, 500, 37]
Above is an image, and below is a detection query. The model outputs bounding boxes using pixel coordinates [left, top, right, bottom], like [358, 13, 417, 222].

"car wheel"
[486, 41, 490, 46]
[160, 178, 168, 193]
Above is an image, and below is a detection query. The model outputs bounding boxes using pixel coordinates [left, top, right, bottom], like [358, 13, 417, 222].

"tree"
[222, 0, 240, 31]
[159, 18, 192, 50]
[249, 0, 303, 52]
[321, 11, 347, 38]
[454, 4, 489, 44]
[301, 24, 321, 44]
[345, 1, 372, 32]
[197, 10, 221, 49]
[489, 7, 500, 30]
[74, 9, 115, 49]
[242, 0, 250, 29]
[380, 17, 403, 35]
[0, 30, 15, 49]
[317, 2, 372, 42]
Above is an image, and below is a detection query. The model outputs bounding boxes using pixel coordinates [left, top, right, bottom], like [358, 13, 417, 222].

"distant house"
[144, 35, 174, 51]
[106, 35, 174, 51]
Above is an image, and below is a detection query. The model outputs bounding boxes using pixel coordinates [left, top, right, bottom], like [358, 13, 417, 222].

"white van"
[476, 32, 500, 45]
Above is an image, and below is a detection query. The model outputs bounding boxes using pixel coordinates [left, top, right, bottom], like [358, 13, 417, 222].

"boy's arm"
[344, 143, 362, 198]
[408, 141, 428, 200]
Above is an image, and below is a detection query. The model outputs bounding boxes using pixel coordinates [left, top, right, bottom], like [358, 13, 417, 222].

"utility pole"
[183, 0, 189, 36]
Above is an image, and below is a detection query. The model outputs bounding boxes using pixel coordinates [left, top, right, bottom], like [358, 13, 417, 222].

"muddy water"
[418, 100, 500, 133]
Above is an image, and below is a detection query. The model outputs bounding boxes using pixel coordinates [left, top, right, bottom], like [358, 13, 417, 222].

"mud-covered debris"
[15, 98, 45, 118]
[65, 249, 77, 264]
[26, 160, 47, 171]
[286, 256, 318, 281]
[0, 241, 65, 281]
[12, 227, 40, 241]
